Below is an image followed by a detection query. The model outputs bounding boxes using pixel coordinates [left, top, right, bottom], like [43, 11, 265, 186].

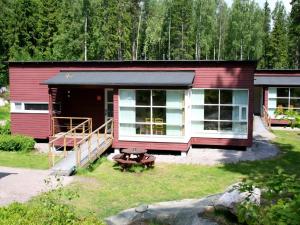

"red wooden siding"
[11, 113, 50, 139]
[10, 62, 255, 149]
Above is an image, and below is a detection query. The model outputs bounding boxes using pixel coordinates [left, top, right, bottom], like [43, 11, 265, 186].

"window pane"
[220, 122, 232, 131]
[24, 103, 48, 111]
[205, 90, 219, 104]
[277, 88, 289, 97]
[220, 90, 232, 104]
[153, 90, 166, 106]
[120, 90, 135, 106]
[136, 124, 151, 135]
[241, 107, 247, 120]
[120, 123, 135, 135]
[107, 90, 113, 102]
[204, 106, 219, 120]
[136, 107, 150, 122]
[204, 121, 218, 130]
[166, 109, 183, 125]
[233, 90, 248, 105]
[119, 107, 135, 123]
[15, 103, 22, 110]
[167, 90, 184, 108]
[107, 104, 113, 117]
[220, 106, 233, 120]
[290, 99, 300, 108]
[152, 124, 166, 135]
[232, 122, 247, 133]
[136, 90, 150, 105]
[277, 99, 289, 108]
[166, 125, 184, 136]
[153, 108, 166, 123]
[290, 88, 300, 98]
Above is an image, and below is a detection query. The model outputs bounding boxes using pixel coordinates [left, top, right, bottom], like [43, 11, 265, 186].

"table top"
[122, 148, 147, 154]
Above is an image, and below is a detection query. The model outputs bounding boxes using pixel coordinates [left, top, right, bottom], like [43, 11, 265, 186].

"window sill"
[11, 110, 49, 114]
[119, 135, 189, 143]
[191, 132, 248, 139]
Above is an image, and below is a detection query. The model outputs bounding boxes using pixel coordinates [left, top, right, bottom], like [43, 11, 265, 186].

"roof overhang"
[254, 76, 300, 86]
[43, 71, 195, 87]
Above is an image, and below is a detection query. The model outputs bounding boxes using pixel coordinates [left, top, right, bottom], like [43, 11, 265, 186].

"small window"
[15, 102, 22, 110]
[24, 103, 48, 111]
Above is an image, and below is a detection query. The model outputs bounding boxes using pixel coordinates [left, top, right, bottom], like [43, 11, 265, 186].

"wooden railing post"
[104, 123, 107, 140]
[52, 118, 55, 136]
[88, 137, 91, 161]
[63, 136, 67, 158]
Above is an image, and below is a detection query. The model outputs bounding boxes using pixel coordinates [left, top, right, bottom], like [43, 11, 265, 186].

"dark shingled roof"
[254, 76, 300, 85]
[44, 71, 195, 87]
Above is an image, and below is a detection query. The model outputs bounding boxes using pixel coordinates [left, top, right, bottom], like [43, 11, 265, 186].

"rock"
[135, 204, 148, 213]
[105, 195, 221, 225]
[214, 183, 261, 214]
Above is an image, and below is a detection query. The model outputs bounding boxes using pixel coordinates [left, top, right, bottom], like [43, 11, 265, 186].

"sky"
[224, 0, 292, 12]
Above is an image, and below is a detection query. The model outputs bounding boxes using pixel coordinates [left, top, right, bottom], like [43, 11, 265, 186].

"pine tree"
[269, 1, 289, 68]
[289, 0, 300, 68]
[260, 0, 272, 68]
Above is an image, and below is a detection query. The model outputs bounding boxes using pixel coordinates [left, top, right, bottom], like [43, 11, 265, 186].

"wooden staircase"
[48, 118, 113, 176]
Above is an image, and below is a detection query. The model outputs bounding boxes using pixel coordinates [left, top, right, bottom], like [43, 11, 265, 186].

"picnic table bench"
[113, 149, 155, 170]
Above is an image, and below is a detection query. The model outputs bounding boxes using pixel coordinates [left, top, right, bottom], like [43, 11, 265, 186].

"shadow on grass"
[219, 139, 300, 182]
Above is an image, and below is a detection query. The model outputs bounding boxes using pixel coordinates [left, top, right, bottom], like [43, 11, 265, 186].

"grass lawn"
[0, 104, 10, 121]
[0, 151, 48, 169]
[29, 130, 300, 220]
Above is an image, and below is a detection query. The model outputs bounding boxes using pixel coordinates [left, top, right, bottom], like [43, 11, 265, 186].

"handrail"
[75, 119, 113, 167]
[52, 117, 91, 136]
[48, 117, 92, 167]
[263, 105, 271, 129]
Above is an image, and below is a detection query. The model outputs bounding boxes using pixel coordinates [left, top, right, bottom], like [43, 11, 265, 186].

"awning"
[254, 76, 300, 86]
[44, 71, 195, 87]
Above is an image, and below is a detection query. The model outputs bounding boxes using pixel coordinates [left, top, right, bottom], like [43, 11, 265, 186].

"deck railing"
[262, 106, 271, 129]
[48, 117, 92, 167]
[51, 117, 92, 136]
[75, 118, 113, 167]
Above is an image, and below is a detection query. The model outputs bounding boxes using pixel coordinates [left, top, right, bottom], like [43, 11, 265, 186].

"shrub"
[237, 168, 300, 225]
[0, 121, 11, 135]
[0, 135, 35, 152]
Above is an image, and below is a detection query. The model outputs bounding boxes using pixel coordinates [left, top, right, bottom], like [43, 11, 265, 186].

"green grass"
[0, 104, 10, 121]
[28, 130, 300, 220]
[0, 151, 48, 169]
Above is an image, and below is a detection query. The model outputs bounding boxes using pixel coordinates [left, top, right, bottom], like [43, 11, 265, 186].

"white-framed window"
[268, 87, 300, 118]
[119, 89, 185, 137]
[105, 89, 114, 122]
[191, 89, 249, 137]
[11, 102, 49, 113]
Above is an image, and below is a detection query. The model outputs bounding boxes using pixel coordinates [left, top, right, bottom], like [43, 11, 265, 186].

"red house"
[254, 69, 300, 125]
[9, 60, 256, 156]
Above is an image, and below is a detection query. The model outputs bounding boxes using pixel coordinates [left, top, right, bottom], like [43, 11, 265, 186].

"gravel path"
[0, 166, 74, 206]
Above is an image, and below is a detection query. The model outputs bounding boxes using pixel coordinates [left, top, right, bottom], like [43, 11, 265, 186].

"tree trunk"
[168, 18, 171, 60]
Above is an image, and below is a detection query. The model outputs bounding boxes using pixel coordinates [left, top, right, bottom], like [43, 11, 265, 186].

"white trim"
[119, 135, 189, 143]
[105, 88, 114, 122]
[11, 102, 49, 114]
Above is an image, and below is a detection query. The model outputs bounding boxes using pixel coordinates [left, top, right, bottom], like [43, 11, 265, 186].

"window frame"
[268, 87, 300, 118]
[190, 88, 249, 137]
[118, 89, 186, 139]
[11, 102, 49, 114]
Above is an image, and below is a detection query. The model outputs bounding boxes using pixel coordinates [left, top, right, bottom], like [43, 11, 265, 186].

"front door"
[105, 89, 114, 122]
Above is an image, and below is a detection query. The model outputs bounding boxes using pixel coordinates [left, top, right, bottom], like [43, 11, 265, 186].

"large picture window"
[119, 89, 185, 137]
[268, 87, 300, 117]
[191, 89, 248, 135]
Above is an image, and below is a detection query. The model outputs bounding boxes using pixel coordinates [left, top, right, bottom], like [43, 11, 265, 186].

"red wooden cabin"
[9, 60, 256, 153]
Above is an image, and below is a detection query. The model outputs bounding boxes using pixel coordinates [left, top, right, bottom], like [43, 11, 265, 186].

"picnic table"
[113, 148, 155, 170]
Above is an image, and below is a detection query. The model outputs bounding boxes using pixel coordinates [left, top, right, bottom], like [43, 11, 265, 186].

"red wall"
[10, 62, 254, 149]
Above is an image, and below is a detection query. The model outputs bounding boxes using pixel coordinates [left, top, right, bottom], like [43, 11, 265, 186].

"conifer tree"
[289, 0, 300, 68]
[260, 0, 272, 68]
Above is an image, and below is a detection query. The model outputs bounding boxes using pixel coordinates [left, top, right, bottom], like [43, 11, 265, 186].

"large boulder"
[214, 183, 261, 214]
[105, 195, 221, 225]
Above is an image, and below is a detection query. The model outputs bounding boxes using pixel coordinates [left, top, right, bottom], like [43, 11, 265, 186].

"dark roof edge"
[255, 69, 300, 73]
[7, 60, 258, 67]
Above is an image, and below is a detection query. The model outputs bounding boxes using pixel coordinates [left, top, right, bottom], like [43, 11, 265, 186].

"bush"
[237, 168, 300, 225]
[0, 135, 35, 152]
[0, 121, 11, 135]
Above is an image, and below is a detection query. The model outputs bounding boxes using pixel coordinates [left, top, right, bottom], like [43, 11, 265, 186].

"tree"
[259, 0, 272, 68]
[269, 1, 289, 69]
[289, 0, 300, 68]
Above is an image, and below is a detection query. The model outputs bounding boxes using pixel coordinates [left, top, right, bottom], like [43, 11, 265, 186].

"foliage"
[237, 167, 300, 225]
[0, 134, 35, 152]
[0, 0, 297, 68]
[0, 121, 10, 134]
[0, 104, 9, 121]
[275, 107, 300, 128]
[0, 178, 105, 225]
